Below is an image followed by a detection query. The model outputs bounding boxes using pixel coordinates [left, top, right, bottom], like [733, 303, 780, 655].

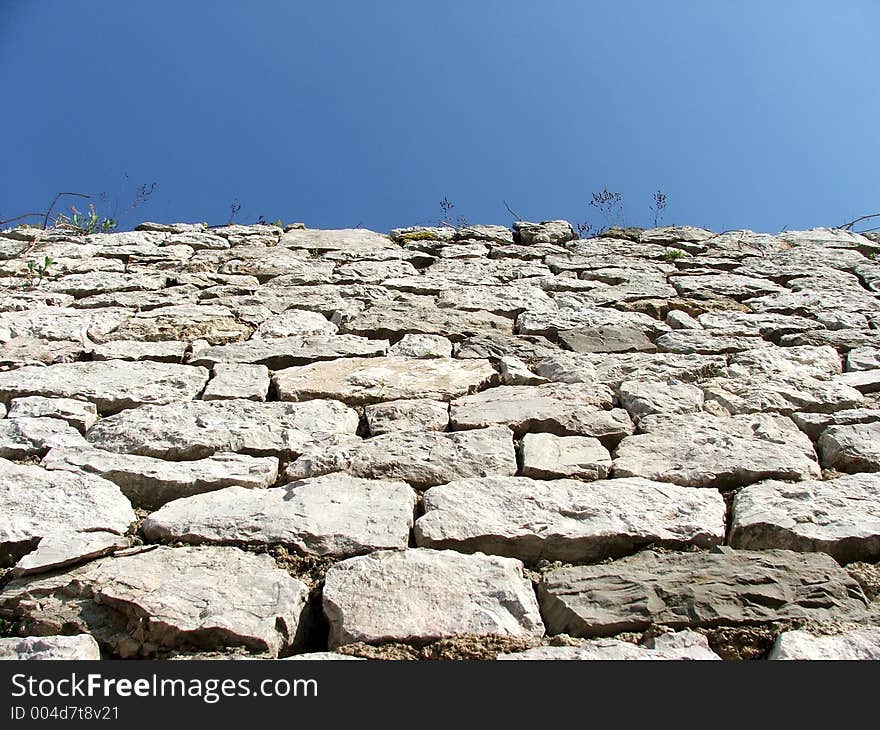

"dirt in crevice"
[264, 545, 336, 588]
[337, 633, 540, 661]
[721, 488, 742, 544]
[846, 561, 880, 602]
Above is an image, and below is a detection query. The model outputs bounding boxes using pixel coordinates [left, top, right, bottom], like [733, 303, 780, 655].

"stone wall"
[1, 220, 879, 660]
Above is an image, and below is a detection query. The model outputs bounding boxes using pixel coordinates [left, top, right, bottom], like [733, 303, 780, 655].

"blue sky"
[2, 0, 879, 233]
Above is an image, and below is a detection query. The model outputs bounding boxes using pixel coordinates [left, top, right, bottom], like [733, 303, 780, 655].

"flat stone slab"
[538, 351, 727, 389]
[273, 356, 497, 405]
[520, 433, 612, 480]
[364, 399, 449, 435]
[0, 336, 87, 367]
[669, 273, 786, 299]
[414, 476, 725, 562]
[655, 330, 769, 355]
[437, 285, 556, 319]
[537, 548, 869, 637]
[836, 369, 880, 394]
[388, 333, 453, 358]
[619, 379, 704, 420]
[0, 635, 102, 660]
[0, 546, 308, 657]
[102, 304, 252, 344]
[279, 227, 397, 252]
[85, 399, 359, 460]
[498, 632, 719, 660]
[847, 347, 880, 372]
[449, 383, 632, 446]
[142, 474, 417, 556]
[189, 335, 388, 370]
[337, 303, 513, 341]
[612, 412, 821, 489]
[322, 548, 545, 647]
[557, 325, 656, 354]
[254, 309, 338, 337]
[285, 426, 517, 488]
[727, 346, 843, 380]
[513, 220, 577, 245]
[818, 422, 880, 472]
[0, 360, 209, 415]
[517, 308, 664, 341]
[0, 417, 87, 459]
[768, 628, 880, 660]
[791, 408, 880, 440]
[0, 306, 131, 343]
[219, 249, 334, 281]
[7, 396, 98, 432]
[284, 652, 366, 661]
[729, 473, 880, 563]
[202, 363, 269, 401]
[41, 446, 279, 509]
[0, 458, 135, 575]
[700, 375, 863, 416]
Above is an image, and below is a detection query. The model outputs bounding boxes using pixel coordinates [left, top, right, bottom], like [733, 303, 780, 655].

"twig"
[503, 200, 523, 221]
[42, 192, 90, 229]
[0, 212, 46, 226]
[837, 212, 880, 231]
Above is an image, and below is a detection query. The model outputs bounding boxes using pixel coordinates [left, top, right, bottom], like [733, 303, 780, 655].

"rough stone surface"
[0, 416, 88, 459]
[819, 422, 880, 472]
[729, 473, 880, 562]
[103, 304, 252, 344]
[538, 548, 869, 637]
[449, 383, 632, 446]
[4, 220, 880, 661]
[85, 399, 360, 460]
[557, 325, 656, 354]
[0, 361, 209, 414]
[847, 347, 880, 372]
[189, 335, 388, 370]
[414, 476, 726, 561]
[768, 628, 880, 660]
[791, 408, 880, 440]
[612, 412, 821, 488]
[388, 333, 453, 358]
[619, 379, 704, 420]
[0, 546, 308, 657]
[0, 635, 102, 660]
[142, 474, 417, 556]
[520, 433, 612, 480]
[7, 396, 98, 433]
[274, 356, 496, 405]
[41, 446, 279, 509]
[364, 399, 449, 435]
[202, 363, 270, 401]
[285, 426, 517, 488]
[0, 458, 135, 575]
[322, 548, 545, 647]
[498, 631, 719, 660]
[836, 369, 880, 394]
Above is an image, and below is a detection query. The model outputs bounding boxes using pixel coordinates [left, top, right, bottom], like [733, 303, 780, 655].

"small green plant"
[397, 229, 440, 242]
[664, 248, 687, 261]
[25, 256, 54, 286]
[64, 203, 117, 234]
